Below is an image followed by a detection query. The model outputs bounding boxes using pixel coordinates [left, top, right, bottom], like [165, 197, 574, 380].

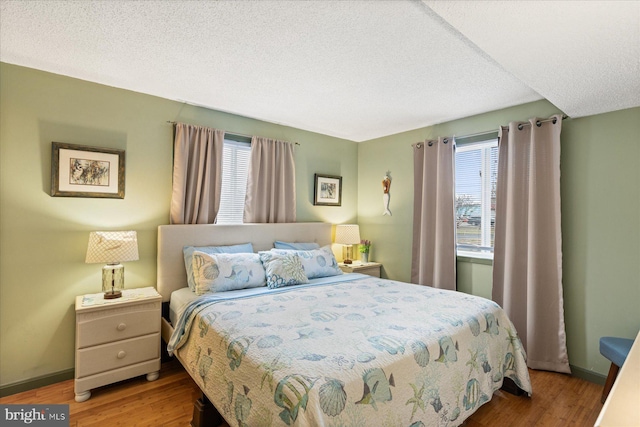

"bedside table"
[74, 287, 162, 402]
[339, 262, 382, 278]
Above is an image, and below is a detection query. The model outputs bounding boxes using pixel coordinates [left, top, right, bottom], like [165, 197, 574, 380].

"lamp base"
[104, 290, 122, 299]
[342, 245, 355, 265]
[102, 263, 125, 299]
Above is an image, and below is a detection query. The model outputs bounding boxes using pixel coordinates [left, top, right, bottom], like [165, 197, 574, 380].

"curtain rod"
[498, 114, 568, 132]
[457, 115, 568, 140]
[412, 115, 568, 146]
[411, 114, 569, 148]
[166, 121, 300, 145]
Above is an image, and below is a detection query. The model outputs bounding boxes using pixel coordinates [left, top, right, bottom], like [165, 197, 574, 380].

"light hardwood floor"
[1, 359, 604, 426]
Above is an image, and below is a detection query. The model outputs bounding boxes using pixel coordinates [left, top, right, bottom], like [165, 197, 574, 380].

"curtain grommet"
[443, 138, 449, 144]
[536, 120, 542, 127]
[428, 141, 433, 147]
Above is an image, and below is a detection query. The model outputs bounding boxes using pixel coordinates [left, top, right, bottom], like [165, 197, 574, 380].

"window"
[216, 138, 251, 224]
[454, 134, 498, 257]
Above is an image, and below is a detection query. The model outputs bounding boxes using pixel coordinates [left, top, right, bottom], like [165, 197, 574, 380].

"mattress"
[169, 287, 199, 326]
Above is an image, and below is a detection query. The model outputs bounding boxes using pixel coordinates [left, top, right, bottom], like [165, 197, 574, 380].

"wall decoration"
[313, 174, 342, 206]
[382, 172, 392, 216]
[51, 142, 125, 198]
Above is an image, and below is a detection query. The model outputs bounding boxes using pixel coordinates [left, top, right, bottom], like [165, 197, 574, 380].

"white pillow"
[271, 245, 342, 279]
[192, 251, 265, 295]
[183, 243, 254, 291]
[259, 251, 309, 289]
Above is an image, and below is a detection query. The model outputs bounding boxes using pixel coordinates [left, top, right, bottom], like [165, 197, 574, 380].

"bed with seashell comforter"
[167, 273, 531, 427]
[158, 223, 531, 427]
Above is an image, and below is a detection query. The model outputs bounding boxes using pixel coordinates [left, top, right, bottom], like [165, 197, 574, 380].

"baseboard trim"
[570, 364, 606, 385]
[0, 369, 74, 398]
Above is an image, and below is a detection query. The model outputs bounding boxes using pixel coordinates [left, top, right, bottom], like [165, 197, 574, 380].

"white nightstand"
[74, 287, 162, 402]
[339, 262, 382, 277]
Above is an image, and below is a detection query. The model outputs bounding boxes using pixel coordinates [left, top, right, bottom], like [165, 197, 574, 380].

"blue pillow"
[183, 243, 254, 291]
[273, 241, 321, 250]
[192, 252, 266, 295]
[271, 245, 342, 279]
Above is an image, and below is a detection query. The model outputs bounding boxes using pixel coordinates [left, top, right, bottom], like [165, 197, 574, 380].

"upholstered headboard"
[156, 222, 332, 302]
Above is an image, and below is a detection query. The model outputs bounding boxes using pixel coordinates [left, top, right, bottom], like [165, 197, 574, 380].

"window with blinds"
[216, 139, 251, 224]
[454, 135, 498, 256]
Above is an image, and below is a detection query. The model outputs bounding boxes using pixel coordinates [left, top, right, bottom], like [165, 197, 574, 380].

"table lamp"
[335, 224, 361, 264]
[86, 231, 139, 299]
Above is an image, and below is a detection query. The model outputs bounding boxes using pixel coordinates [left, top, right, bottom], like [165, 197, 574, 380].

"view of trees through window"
[455, 139, 498, 254]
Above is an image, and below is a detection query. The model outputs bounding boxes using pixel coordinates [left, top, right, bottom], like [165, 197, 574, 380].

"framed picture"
[51, 142, 125, 198]
[313, 174, 342, 206]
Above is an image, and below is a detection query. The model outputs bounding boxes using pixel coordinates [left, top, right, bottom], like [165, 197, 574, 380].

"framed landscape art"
[51, 142, 125, 198]
[313, 173, 342, 206]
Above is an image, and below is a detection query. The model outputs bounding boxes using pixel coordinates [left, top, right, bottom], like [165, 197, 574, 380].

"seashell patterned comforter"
[168, 274, 531, 427]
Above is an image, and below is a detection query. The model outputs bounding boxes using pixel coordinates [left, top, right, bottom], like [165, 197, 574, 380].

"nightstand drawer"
[339, 262, 382, 277]
[77, 308, 160, 348]
[76, 333, 160, 378]
[353, 266, 380, 277]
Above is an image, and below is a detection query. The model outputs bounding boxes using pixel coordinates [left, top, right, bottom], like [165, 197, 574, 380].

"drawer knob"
[117, 350, 127, 359]
[117, 323, 127, 331]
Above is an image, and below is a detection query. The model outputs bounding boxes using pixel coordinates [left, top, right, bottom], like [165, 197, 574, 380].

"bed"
[158, 223, 531, 427]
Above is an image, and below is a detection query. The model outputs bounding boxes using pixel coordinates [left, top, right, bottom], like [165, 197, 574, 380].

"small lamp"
[335, 224, 361, 264]
[86, 231, 139, 299]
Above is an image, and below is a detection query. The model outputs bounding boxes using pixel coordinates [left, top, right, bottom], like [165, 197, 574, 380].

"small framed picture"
[51, 142, 125, 198]
[313, 174, 342, 206]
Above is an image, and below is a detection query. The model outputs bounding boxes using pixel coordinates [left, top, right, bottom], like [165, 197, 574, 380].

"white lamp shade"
[86, 231, 139, 264]
[335, 224, 361, 245]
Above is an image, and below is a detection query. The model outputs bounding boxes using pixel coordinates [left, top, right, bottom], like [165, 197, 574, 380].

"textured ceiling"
[1, 1, 638, 142]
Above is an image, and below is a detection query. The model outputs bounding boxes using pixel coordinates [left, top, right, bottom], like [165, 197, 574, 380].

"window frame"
[454, 133, 499, 260]
[216, 136, 251, 225]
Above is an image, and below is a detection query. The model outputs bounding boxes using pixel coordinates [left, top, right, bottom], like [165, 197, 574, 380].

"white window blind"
[216, 139, 250, 224]
[454, 137, 498, 256]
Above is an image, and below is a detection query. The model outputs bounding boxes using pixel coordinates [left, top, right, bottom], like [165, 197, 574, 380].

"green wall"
[358, 101, 640, 378]
[0, 63, 358, 388]
[357, 100, 561, 281]
[2, 61, 639, 390]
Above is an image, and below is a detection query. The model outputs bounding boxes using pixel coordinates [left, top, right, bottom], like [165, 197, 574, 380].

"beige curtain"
[170, 123, 225, 224]
[243, 137, 296, 223]
[411, 137, 456, 290]
[492, 115, 570, 373]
